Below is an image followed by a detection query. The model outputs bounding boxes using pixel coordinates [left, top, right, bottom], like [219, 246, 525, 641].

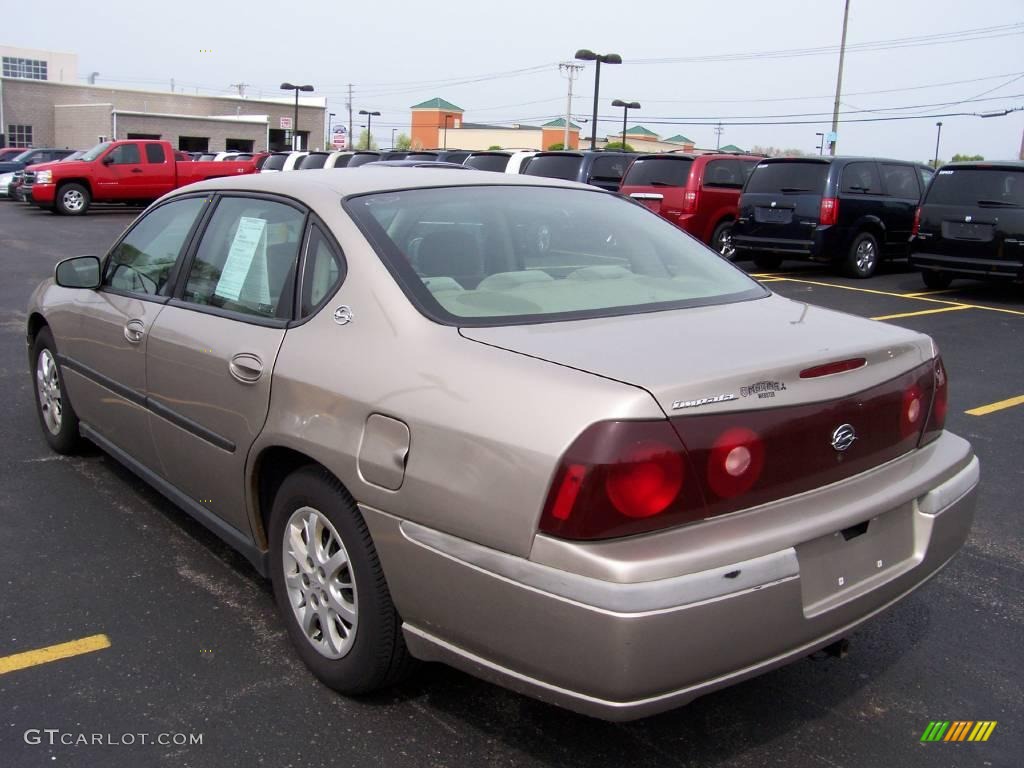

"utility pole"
[346, 84, 354, 147]
[170, 78, 175, 93]
[829, 0, 851, 156]
[230, 83, 251, 97]
[714, 122, 724, 150]
[559, 62, 583, 148]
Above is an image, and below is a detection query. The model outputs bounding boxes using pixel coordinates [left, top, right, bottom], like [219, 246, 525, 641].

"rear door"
[145, 194, 307, 534]
[700, 158, 747, 241]
[838, 161, 885, 239]
[739, 160, 830, 241]
[879, 162, 921, 251]
[919, 166, 1024, 264]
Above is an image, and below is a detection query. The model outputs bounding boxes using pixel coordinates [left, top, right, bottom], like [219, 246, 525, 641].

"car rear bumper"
[362, 431, 978, 720]
[732, 225, 844, 260]
[910, 251, 1024, 281]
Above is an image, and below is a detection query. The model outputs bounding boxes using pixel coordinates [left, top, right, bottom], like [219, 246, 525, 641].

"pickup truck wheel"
[921, 270, 953, 290]
[32, 327, 84, 454]
[752, 253, 783, 270]
[269, 466, 414, 694]
[844, 232, 880, 278]
[56, 183, 90, 216]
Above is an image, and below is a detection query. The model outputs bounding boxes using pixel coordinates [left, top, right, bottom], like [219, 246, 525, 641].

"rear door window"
[925, 168, 1024, 207]
[524, 155, 583, 181]
[145, 143, 167, 164]
[622, 157, 693, 187]
[881, 164, 920, 199]
[300, 225, 346, 316]
[590, 155, 628, 183]
[744, 162, 829, 194]
[702, 159, 745, 188]
[841, 162, 882, 194]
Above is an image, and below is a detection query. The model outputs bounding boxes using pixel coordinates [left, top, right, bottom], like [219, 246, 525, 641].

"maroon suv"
[620, 153, 762, 256]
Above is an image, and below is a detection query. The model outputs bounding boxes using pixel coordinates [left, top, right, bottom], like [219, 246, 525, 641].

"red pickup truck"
[32, 139, 258, 215]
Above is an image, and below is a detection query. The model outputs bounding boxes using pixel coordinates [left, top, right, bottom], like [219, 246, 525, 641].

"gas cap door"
[357, 414, 411, 491]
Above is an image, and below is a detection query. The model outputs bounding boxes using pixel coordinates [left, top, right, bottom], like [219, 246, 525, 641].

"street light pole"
[280, 82, 314, 150]
[443, 114, 451, 150]
[575, 49, 622, 151]
[815, 132, 825, 155]
[611, 100, 640, 150]
[934, 122, 943, 168]
[829, 0, 850, 155]
[358, 110, 380, 149]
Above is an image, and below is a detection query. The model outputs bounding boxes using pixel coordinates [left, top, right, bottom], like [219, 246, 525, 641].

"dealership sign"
[279, 116, 293, 130]
[331, 125, 348, 149]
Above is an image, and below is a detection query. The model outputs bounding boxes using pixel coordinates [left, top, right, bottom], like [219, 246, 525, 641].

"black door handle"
[131, 168, 144, 173]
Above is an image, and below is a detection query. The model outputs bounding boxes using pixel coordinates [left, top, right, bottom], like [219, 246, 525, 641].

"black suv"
[731, 156, 933, 277]
[522, 150, 633, 192]
[909, 161, 1023, 288]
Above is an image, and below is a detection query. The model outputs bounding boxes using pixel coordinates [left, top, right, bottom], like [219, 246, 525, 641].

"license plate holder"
[797, 504, 915, 616]
[755, 206, 793, 224]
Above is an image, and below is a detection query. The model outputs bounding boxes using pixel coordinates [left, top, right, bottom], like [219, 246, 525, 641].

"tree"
[488, 145, 503, 150]
[547, 142, 565, 151]
[395, 133, 412, 151]
[604, 141, 634, 152]
[750, 145, 808, 157]
[357, 129, 378, 150]
[952, 153, 984, 162]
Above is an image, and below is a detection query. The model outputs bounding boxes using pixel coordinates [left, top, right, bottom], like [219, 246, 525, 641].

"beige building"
[1, 46, 326, 152]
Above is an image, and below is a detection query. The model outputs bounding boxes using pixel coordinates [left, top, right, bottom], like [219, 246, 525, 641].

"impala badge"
[672, 393, 737, 410]
[831, 424, 857, 452]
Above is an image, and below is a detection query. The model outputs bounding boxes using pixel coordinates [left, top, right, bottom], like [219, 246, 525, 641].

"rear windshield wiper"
[648, 180, 674, 186]
[779, 187, 811, 193]
[976, 199, 1020, 207]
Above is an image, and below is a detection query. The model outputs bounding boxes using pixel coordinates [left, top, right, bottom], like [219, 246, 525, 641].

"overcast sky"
[7, 0, 1023, 159]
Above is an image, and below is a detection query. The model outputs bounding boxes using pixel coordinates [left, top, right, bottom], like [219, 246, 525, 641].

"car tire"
[753, 253, 783, 270]
[31, 327, 84, 454]
[711, 221, 735, 260]
[55, 183, 90, 216]
[269, 466, 414, 695]
[921, 271, 953, 290]
[844, 231, 880, 279]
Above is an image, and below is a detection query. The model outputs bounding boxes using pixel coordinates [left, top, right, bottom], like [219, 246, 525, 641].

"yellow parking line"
[870, 305, 972, 321]
[0, 634, 111, 675]
[769, 277, 1024, 317]
[966, 394, 1024, 416]
[902, 289, 960, 297]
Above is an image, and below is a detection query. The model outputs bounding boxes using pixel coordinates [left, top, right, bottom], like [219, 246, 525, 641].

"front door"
[52, 196, 208, 468]
[146, 194, 307, 534]
[98, 143, 148, 200]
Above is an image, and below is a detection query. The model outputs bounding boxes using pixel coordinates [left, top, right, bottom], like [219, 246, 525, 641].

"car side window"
[103, 197, 206, 296]
[841, 162, 882, 194]
[703, 159, 744, 188]
[881, 163, 920, 199]
[181, 197, 305, 319]
[108, 144, 141, 165]
[145, 143, 167, 164]
[300, 225, 345, 316]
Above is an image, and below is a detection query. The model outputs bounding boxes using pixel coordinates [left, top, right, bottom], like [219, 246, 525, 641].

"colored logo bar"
[920, 721, 997, 742]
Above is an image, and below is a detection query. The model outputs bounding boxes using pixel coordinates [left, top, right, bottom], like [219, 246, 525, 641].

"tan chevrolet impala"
[27, 168, 979, 720]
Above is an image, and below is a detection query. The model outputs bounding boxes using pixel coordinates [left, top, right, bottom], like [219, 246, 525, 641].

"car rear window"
[524, 155, 583, 181]
[347, 154, 380, 167]
[345, 185, 764, 326]
[745, 161, 829, 194]
[299, 154, 328, 169]
[925, 168, 1023, 207]
[262, 154, 288, 171]
[623, 157, 694, 187]
[465, 154, 510, 172]
[405, 153, 438, 161]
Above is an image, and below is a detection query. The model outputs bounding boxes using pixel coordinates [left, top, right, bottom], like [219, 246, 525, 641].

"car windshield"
[926, 168, 1023, 207]
[744, 161, 829, 194]
[524, 155, 583, 181]
[78, 142, 113, 162]
[465, 154, 510, 172]
[262, 154, 288, 171]
[623, 157, 694, 187]
[346, 185, 764, 326]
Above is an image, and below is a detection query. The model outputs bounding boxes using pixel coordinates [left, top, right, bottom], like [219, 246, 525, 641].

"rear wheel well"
[253, 447, 343, 549]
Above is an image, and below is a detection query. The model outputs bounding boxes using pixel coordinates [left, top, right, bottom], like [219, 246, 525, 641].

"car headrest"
[416, 230, 483, 279]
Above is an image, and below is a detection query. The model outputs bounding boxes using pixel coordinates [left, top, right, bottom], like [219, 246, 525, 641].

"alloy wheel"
[36, 349, 63, 435]
[62, 189, 84, 212]
[855, 239, 877, 273]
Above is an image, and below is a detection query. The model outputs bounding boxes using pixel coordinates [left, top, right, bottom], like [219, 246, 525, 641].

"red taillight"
[707, 427, 764, 499]
[900, 384, 924, 439]
[920, 356, 948, 445]
[605, 441, 684, 518]
[800, 357, 866, 379]
[681, 189, 698, 213]
[819, 196, 839, 225]
[911, 206, 921, 237]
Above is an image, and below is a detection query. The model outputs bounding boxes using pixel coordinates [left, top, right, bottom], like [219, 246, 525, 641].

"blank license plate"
[942, 221, 994, 241]
[755, 207, 793, 224]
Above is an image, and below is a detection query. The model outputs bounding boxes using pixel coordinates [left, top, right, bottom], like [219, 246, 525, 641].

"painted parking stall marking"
[0, 634, 110, 675]
[870, 305, 972, 321]
[966, 394, 1024, 416]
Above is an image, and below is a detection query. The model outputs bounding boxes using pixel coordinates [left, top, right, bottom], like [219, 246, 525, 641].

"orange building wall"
[541, 127, 579, 150]
[411, 109, 462, 149]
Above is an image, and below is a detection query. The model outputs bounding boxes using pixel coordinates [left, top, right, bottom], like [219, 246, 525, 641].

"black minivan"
[522, 151, 633, 192]
[909, 161, 1024, 288]
[731, 156, 933, 277]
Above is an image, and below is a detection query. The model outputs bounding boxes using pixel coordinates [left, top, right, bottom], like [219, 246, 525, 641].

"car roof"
[370, 160, 470, 168]
[173, 166, 598, 205]
[939, 160, 1024, 171]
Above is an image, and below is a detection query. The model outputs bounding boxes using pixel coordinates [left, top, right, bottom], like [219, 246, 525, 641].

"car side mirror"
[101, 154, 115, 165]
[55, 255, 101, 289]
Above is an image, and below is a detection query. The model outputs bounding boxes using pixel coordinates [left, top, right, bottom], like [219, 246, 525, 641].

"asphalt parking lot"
[0, 201, 1021, 768]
